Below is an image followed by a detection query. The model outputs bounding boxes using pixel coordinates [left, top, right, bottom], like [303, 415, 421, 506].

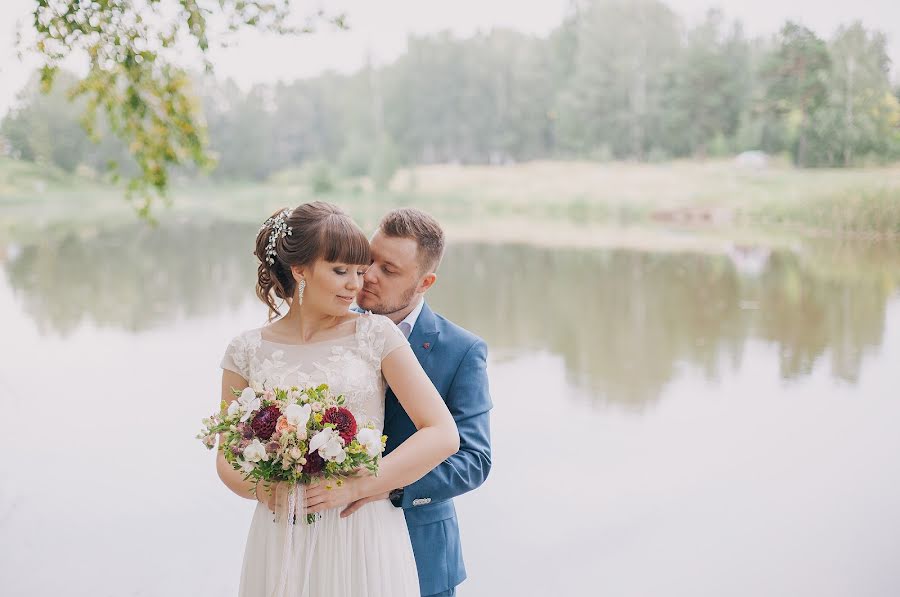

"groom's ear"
[418, 272, 437, 293]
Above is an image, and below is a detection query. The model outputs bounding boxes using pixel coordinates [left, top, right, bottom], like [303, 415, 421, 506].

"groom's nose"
[363, 266, 378, 286]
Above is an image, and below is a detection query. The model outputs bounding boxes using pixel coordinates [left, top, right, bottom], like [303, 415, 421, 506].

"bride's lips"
[337, 295, 354, 303]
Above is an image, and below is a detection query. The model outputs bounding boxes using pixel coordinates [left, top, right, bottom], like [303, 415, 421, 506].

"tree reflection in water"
[5, 223, 898, 408]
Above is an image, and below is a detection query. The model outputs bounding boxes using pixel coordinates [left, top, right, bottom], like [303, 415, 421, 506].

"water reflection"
[755, 250, 889, 382]
[4, 222, 898, 407]
[4, 221, 255, 334]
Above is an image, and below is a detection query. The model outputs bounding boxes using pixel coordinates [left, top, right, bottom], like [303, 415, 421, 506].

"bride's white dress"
[220, 312, 420, 597]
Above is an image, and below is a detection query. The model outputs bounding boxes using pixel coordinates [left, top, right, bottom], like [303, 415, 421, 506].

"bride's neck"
[281, 303, 345, 342]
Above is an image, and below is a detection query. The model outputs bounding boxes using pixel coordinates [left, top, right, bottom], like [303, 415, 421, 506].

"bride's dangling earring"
[297, 279, 306, 305]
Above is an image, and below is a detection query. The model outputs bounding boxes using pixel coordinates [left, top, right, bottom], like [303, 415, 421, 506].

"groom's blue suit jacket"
[383, 302, 493, 596]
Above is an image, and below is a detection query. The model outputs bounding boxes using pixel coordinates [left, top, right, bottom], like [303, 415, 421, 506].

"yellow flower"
[314, 413, 323, 424]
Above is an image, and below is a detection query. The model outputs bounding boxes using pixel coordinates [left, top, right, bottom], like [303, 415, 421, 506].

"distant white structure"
[735, 150, 769, 170]
[726, 243, 771, 276]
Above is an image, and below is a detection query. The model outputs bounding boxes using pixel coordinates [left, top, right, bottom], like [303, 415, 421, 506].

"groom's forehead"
[372, 232, 419, 264]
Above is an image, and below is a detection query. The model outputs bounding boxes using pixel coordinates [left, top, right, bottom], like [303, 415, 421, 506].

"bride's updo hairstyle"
[254, 201, 371, 320]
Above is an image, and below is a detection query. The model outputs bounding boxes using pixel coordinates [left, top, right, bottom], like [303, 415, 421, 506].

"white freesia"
[356, 428, 383, 458]
[284, 403, 312, 428]
[240, 460, 256, 474]
[227, 400, 240, 417]
[237, 387, 261, 422]
[243, 438, 269, 463]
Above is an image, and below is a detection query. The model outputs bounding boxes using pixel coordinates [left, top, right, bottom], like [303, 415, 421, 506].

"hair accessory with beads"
[259, 209, 293, 266]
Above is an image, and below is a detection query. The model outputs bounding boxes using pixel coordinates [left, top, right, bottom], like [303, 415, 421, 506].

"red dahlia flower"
[250, 405, 282, 440]
[322, 407, 357, 445]
[304, 450, 325, 475]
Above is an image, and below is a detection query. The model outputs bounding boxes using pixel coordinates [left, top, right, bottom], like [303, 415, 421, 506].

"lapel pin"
[423, 342, 430, 350]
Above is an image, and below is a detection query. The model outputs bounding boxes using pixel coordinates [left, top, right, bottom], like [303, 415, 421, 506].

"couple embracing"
[215, 202, 493, 596]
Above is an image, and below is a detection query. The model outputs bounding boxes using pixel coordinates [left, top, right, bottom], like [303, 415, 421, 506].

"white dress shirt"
[397, 297, 425, 339]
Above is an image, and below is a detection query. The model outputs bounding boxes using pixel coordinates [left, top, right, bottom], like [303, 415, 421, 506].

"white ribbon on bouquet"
[270, 482, 320, 597]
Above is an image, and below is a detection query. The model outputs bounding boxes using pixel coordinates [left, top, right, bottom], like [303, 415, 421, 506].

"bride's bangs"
[320, 216, 371, 266]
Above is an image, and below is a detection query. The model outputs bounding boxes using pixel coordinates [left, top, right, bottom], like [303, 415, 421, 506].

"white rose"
[289, 446, 303, 460]
[356, 428, 383, 458]
[284, 403, 312, 428]
[243, 438, 269, 463]
[311, 401, 324, 412]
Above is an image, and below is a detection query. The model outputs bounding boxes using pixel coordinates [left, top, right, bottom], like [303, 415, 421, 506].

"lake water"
[1, 221, 899, 596]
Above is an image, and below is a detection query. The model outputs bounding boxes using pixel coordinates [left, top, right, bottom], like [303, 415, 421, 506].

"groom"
[344, 208, 493, 597]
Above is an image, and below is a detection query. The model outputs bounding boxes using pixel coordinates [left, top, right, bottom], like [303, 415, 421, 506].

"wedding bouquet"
[197, 384, 386, 523]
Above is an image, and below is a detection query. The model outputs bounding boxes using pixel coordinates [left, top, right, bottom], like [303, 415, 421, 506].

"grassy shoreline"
[2, 157, 899, 244]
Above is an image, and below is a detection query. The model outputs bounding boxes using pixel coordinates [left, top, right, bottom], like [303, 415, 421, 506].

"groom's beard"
[360, 283, 417, 317]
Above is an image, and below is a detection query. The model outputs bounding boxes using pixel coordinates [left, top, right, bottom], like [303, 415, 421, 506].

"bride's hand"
[304, 473, 372, 515]
[255, 480, 288, 513]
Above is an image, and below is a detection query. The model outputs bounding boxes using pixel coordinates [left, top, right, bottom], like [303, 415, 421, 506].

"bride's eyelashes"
[332, 267, 368, 276]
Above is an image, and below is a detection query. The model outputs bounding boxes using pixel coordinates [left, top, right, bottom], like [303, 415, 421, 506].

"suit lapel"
[409, 303, 439, 371]
[385, 302, 440, 427]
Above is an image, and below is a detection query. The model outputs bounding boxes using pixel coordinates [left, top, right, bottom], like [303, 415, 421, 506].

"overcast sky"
[0, 0, 897, 116]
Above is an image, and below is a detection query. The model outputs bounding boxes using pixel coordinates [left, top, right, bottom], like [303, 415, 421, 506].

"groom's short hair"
[379, 208, 445, 274]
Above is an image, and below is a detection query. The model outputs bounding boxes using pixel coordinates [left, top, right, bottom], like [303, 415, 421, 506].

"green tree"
[760, 22, 831, 166]
[1, 71, 89, 170]
[556, 0, 681, 159]
[26, 1, 345, 215]
[666, 11, 751, 156]
[807, 22, 900, 165]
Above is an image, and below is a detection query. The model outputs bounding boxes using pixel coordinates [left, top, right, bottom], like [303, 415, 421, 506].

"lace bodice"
[220, 312, 408, 433]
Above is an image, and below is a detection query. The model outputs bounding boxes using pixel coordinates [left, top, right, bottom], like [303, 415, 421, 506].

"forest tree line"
[3, 0, 899, 186]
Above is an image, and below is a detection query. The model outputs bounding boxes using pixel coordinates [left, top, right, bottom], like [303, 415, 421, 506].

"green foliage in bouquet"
[198, 383, 387, 522]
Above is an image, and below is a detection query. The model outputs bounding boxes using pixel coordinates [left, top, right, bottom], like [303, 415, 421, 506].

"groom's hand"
[340, 492, 390, 518]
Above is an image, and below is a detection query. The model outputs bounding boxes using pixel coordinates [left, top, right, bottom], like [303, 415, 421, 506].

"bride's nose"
[346, 273, 362, 290]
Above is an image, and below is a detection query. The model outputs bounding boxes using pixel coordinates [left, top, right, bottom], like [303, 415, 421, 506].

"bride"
[215, 201, 460, 596]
